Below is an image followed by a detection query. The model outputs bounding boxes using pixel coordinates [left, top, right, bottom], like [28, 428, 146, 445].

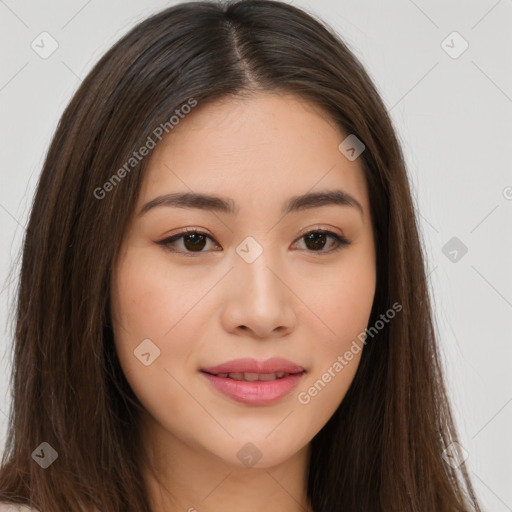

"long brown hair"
[0, 1, 483, 510]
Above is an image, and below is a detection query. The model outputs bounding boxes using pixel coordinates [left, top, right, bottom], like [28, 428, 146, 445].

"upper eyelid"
[161, 226, 345, 241]
[164, 223, 346, 238]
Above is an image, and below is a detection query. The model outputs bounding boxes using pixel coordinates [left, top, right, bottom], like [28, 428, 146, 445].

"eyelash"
[157, 228, 351, 256]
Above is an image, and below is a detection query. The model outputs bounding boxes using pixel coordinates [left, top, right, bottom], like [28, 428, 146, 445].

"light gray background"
[1, 0, 511, 510]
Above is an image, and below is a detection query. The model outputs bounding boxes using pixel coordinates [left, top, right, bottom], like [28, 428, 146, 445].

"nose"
[220, 249, 297, 339]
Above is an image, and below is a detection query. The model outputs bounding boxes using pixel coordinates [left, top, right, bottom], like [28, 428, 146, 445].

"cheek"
[109, 250, 202, 397]
[300, 248, 376, 347]
[293, 250, 375, 423]
[111, 246, 211, 341]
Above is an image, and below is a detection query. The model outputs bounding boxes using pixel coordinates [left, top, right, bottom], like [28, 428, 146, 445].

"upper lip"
[200, 358, 305, 375]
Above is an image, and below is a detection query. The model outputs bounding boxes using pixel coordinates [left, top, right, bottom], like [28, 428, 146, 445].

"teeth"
[216, 372, 291, 381]
[259, 372, 278, 381]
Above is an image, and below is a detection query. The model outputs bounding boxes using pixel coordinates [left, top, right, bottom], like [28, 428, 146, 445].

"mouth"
[200, 357, 305, 376]
[199, 358, 306, 406]
[200, 370, 302, 381]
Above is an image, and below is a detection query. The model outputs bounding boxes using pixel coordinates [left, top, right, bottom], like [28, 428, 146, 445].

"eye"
[157, 228, 351, 255]
[292, 229, 351, 254]
[157, 228, 220, 256]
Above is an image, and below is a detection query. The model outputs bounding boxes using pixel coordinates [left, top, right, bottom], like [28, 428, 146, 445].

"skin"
[110, 91, 376, 512]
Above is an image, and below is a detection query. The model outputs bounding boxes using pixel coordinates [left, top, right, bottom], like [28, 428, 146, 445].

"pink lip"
[200, 358, 306, 406]
[200, 357, 305, 375]
[201, 372, 304, 405]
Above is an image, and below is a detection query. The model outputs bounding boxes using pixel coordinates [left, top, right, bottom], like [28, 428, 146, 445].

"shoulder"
[0, 504, 38, 512]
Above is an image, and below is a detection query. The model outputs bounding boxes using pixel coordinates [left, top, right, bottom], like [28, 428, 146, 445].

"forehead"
[139, 92, 369, 216]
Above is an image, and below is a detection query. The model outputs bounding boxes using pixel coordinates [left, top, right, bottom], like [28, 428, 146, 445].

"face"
[110, 92, 376, 470]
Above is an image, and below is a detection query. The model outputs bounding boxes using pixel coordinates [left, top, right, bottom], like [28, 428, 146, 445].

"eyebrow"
[138, 189, 364, 217]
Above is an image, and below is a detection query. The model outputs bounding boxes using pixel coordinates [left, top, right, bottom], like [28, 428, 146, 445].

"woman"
[0, 1, 483, 511]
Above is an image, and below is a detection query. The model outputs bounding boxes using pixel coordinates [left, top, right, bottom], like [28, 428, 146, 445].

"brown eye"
[182, 233, 207, 251]
[304, 232, 329, 251]
[157, 230, 220, 255]
[295, 230, 351, 253]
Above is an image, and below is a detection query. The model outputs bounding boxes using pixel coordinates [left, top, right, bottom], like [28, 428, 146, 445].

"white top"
[0, 503, 100, 512]
[0, 505, 38, 512]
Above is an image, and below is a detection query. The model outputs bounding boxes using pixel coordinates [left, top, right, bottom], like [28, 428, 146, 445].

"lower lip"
[200, 371, 305, 405]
